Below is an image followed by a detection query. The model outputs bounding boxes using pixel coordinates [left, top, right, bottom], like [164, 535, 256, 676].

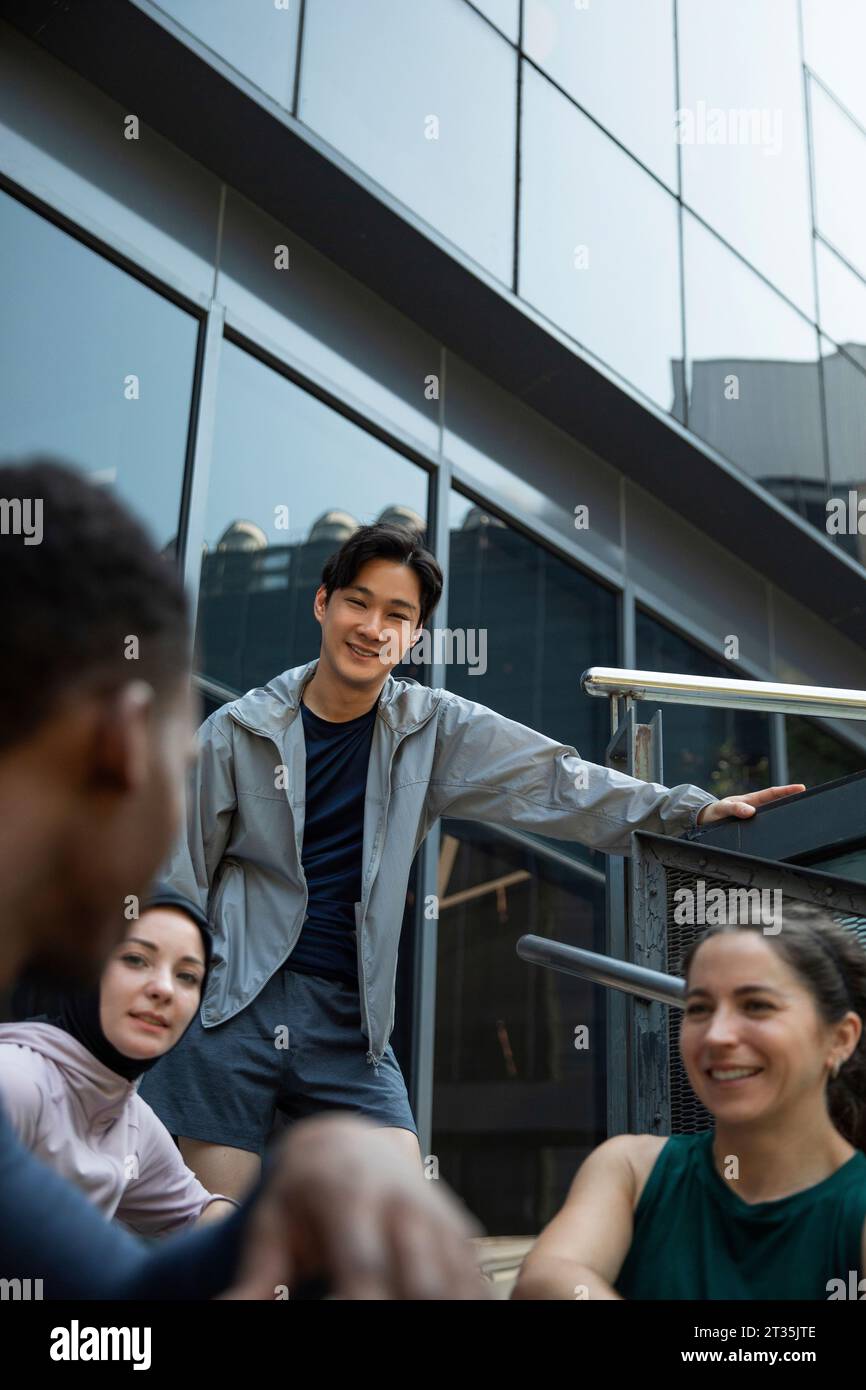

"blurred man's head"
[0, 458, 195, 987]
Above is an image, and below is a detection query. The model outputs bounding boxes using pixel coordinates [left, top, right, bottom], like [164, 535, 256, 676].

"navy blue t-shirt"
[286, 697, 378, 987]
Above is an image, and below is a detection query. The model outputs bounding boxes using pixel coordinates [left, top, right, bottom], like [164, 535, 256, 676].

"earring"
[832, 1058, 843, 1079]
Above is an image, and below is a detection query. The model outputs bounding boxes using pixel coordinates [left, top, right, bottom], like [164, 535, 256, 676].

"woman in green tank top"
[513, 900, 866, 1300]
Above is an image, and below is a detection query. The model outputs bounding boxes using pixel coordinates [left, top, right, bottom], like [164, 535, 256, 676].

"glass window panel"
[468, 0, 519, 43]
[443, 352, 623, 573]
[810, 80, 866, 283]
[816, 240, 866, 363]
[678, 0, 814, 316]
[683, 212, 826, 528]
[217, 189, 441, 452]
[786, 715, 865, 788]
[446, 488, 618, 869]
[636, 609, 772, 796]
[196, 339, 429, 692]
[520, 64, 682, 416]
[0, 188, 198, 550]
[432, 823, 606, 1234]
[298, 0, 517, 283]
[802, 0, 866, 131]
[805, 845, 866, 886]
[821, 337, 866, 568]
[154, 0, 300, 107]
[523, 0, 677, 189]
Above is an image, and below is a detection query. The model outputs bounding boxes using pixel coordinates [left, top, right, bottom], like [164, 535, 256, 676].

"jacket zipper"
[226, 708, 310, 970]
[363, 731, 400, 1068]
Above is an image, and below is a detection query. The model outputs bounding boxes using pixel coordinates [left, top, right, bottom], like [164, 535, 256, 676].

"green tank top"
[616, 1129, 866, 1300]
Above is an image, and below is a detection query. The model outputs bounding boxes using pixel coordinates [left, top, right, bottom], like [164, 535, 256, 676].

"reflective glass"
[810, 79, 866, 283]
[821, 337, 866, 567]
[678, 0, 814, 316]
[154, 0, 300, 107]
[786, 716, 865, 788]
[217, 189, 442, 452]
[520, 63, 682, 415]
[683, 212, 826, 528]
[446, 488, 618, 869]
[816, 240, 866, 362]
[195, 339, 429, 692]
[0, 188, 198, 550]
[523, 0, 677, 188]
[802, 0, 866, 131]
[636, 609, 772, 796]
[432, 822, 606, 1234]
[467, 0, 519, 43]
[299, 0, 517, 283]
[443, 352, 624, 574]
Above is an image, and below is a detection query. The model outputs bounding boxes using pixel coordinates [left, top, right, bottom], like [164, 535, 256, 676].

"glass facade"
[299, 0, 518, 283]
[786, 715, 865, 788]
[810, 78, 866, 282]
[681, 212, 826, 527]
[677, 0, 814, 316]
[0, 187, 198, 550]
[154, 0, 301, 107]
[519, 62, 682, 413]
[132, 0, 866, 570]
[523, 0, 678, 189]
[194, 338, 429, 693]
[636, 609, 772, 796]
[444, 489, 617, 866]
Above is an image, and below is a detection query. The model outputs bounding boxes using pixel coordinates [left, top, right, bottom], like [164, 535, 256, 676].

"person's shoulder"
[0, 1037, 53, 1085]
[589, 1133, 669, 1207]
[0, 1041, 53, 1137]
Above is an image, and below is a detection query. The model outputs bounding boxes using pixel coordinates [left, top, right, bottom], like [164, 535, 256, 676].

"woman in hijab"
[0, 884, 237, 1236]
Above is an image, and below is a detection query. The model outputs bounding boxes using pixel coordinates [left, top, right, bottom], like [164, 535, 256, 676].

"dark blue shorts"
[138, 968, 417, 1155]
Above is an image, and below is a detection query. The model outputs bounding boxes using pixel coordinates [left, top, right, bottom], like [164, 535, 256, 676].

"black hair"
[680, 899, 866, 1153]
[0, 457, 190, 752]
[320, 522, 443, 631]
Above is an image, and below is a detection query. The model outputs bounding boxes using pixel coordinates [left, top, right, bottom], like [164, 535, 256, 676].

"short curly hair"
[0, 456, 190, 751]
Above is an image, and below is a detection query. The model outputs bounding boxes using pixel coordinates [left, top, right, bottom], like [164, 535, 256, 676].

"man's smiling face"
[314, 557, 424, 687]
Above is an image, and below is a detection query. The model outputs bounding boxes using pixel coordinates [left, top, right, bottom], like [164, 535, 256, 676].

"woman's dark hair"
[680, 900, 866, 1153]
[320, 522, 443, 630]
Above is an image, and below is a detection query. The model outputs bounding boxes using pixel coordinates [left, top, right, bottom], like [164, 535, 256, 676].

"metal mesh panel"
[663, 870, 866, 1135]
[664, 866, 721, 1135]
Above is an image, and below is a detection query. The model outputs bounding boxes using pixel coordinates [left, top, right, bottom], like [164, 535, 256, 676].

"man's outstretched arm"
[427, 691, 802, 855]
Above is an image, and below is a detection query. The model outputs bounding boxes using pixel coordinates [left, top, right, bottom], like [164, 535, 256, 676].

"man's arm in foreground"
[0, 1107, 488, 1300]
[0, 1102, 259, 1299]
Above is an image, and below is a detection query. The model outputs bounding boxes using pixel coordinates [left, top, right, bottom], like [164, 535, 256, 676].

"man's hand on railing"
[696, 783, 806, 828]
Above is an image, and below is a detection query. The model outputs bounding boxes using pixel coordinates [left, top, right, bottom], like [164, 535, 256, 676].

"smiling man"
[138, 521, 804, 1200]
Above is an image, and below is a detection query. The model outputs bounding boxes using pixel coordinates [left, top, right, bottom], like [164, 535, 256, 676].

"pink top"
[0, 1022, 228, 1236]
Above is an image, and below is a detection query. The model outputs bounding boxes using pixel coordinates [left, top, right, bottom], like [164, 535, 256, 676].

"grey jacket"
[161, 658, 717, 1065]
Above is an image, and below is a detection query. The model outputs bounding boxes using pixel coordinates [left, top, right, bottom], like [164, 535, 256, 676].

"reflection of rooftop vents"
[461, 505, 507, 531]
[308, 509, 359, 543]
[377, 504, 425, 534]
[217, 520, 268, 552]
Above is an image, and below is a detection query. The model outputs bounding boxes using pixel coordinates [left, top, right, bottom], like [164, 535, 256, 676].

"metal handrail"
[582, 666, 866, 722]
[516, 934, 685, 1008]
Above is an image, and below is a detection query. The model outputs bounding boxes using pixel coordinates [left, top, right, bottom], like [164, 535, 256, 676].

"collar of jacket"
[224, 656, 442, 737]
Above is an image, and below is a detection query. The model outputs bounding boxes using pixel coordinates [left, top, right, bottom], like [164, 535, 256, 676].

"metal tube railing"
[516, 934, 685, 1008]
[582, 667, 866, 721]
